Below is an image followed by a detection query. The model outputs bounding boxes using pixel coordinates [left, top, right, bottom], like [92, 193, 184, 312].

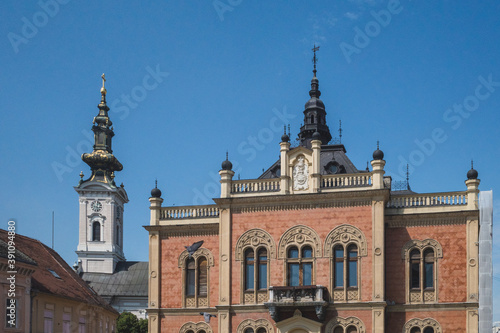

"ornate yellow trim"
[178, 248, 215, 268]
[324, 316, 366, 333]
[236, 318, 274, 333]
[278, 225, 321, 258]
[402, 318, 442, 333]
[324, 224, 368, 257]
[179, 321, 213, 333]
[235, 229, 277, 261]
[401, 239, 443, 260]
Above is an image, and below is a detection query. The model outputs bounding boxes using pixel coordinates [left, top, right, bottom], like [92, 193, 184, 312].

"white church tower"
[75, 74, 129, 274]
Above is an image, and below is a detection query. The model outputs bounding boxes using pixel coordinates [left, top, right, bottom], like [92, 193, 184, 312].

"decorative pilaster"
[372, 199, 385, 303]
[280, 141, 290, 194]
[311, 137, 321, 192]
[218, 207, 232, 333]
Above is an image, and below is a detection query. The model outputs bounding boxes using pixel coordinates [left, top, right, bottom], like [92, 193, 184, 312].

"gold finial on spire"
[100, 73, 107, 96]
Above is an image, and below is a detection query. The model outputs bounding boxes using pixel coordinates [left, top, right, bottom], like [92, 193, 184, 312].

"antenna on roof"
[339, 120, 342, 144]
[288, 124, 291, 137]
[406, 164, 411, 190]
[366, 161, 369, 172]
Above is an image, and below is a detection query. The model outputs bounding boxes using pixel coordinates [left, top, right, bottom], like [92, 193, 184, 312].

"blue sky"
[1, 0, 499, 321]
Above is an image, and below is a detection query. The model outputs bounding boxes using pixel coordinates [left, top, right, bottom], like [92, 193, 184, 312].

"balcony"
[264, 285, 328, 322]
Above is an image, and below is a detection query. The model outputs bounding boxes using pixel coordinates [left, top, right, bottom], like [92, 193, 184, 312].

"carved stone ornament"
[293, 156, 309, 190]
[235, 229, 277, 261]
[325, 316, 366, 333]
[278, 225, 321, 258]
[324, 224, 368, 257]
[402, 318, 442, 333]
[178, 248, 215, 267]
[401, 239, 443, 260]
[179, 322, 213, 333]
[236, 319, 274, 333]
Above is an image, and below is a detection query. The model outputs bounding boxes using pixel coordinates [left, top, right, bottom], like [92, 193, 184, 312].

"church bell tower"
[74, 74, 129, 274]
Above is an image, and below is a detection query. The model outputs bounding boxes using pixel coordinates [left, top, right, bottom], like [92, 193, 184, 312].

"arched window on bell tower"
[92, 221, 101, 241]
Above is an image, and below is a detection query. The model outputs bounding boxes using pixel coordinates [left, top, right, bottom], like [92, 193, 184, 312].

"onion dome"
[281, 125, 290, 143]
[373, 141, 384, 160]
[467, 161, 478, 180]
[221, 152, 233, 171]
[312, 131, 321, 141]
[151, 180, 162, 198]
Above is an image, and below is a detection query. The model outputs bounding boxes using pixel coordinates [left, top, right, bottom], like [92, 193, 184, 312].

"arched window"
[116, 225, 120, 246]
[243, 247, 268, 303]
[325, 316, 365, 333]
[245, 249, 254, 290]
[185, 257, 207, 298]
[403, 240, 442, 304]
[237, 319, 273, 333]
[332, 244, 359, 300]
[92, 221, 101, 241]
[311, 115, 315, 123]
[287, 245, 314, 286]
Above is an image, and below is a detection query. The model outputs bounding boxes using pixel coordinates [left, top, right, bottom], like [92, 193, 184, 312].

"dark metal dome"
[467, 166, 478, 180]
[281, 133, 290, 143]
[151, 187, 162, 198]
[373, 149, 384, 160]
[312, 131, 321, 140]
[222, 152, 233, 171]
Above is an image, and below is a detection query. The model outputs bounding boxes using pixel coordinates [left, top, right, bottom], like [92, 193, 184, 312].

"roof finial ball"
[151, 179, 162, 198]
[221, 151, 233, 171]
[467, 160, 478, 180]
[312, 131, 321, 141]
[372, 140, 384, 160]
[281, 125, 290, 143]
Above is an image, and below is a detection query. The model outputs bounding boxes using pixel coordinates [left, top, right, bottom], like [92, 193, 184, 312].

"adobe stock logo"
[397, 74, 499, 178]
[339, 0, 404, 64]
[7, 0, 72, 54]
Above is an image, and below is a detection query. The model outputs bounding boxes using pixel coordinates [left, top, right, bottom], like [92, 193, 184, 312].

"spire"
[80, 74, 123, 186]
[298, 45, 332, 147]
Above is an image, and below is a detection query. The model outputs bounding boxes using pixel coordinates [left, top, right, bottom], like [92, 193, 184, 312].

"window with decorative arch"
[92, 221, 101, 241]
[278, 225, 321, 287]
[235, 229, 276, 304]
[325, 316, 366, 333]
[403, 318, 442, 333]
[236, 319, 274, 333]
[178, 248, 215, 308]
[179, 322, 213, 333]
[402, 239, 442, 304]
[324, 225, 367, 302]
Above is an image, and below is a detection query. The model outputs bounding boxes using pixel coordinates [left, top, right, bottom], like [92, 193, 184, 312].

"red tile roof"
[0, 229, 117, 314]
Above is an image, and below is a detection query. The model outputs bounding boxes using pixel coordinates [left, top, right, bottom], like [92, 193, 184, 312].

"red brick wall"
[160, 234, 220, 308]
[385, 224, 467, 303]
[161, 316, 219, 333]
[386, 310, 467, 332]
[231, 205, 373, 303]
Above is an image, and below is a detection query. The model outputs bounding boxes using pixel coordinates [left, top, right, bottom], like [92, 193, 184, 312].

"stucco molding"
[324, 224, 368, 257]
[401, 239, 443, 260]
[324, 316, 366, 333]
[235, 229, 277, 261]
[236, 318, 274, 333]
[278, 225, 321, 258]
[178, 248, 215, 268]
[179, 321, 213, 333]
[402, 318, 442, 333]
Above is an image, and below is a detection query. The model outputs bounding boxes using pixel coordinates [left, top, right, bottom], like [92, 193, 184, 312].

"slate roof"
[81, 261, 148, 297]
[259, 144, 366, 179]
[0, 229, 117, 314]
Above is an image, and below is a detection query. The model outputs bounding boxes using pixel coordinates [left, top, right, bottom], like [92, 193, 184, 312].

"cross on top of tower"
[101, 73, 107, 96]
[312, 44, 320, 76]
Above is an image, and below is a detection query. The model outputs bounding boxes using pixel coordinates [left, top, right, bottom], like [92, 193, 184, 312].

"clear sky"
[1, 0, 499, 321]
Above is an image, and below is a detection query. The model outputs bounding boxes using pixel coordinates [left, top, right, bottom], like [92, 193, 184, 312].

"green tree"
[116, 312, 144, 333]
[137, 318, 148, 333]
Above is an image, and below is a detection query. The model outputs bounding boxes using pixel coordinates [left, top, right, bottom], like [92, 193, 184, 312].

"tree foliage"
[116, 312, 148, 333]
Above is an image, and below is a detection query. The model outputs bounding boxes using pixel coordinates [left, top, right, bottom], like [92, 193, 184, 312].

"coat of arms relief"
[293, 156, 309, 190]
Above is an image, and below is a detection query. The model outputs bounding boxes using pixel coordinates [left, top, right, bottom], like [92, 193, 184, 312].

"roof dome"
[281, 133, 290, 143]
[151, 187, 161, 198]
[222, 152, 233, 171]
[467, 164, 478, 180]
[312, 131, 321, 140]
[373, 149, 384, 160]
